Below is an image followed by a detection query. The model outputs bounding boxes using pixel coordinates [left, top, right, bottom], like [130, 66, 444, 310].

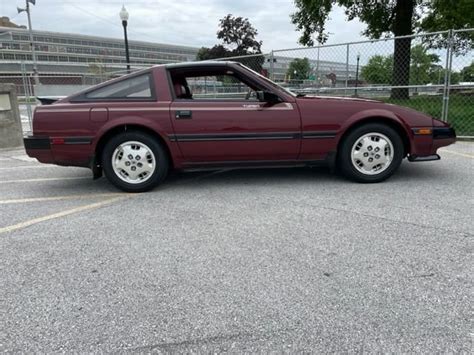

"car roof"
[163, 61, 236, 69]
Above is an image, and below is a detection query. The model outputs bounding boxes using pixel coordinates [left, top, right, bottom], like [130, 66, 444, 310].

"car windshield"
[236, 63, 297, 97]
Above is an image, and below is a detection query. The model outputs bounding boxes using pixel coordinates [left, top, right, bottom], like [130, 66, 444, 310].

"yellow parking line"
[0, 193, 123, 205]
[0, 196, 126, 235]
[440, 149, 474, 159]
[0, 177, 89, 184]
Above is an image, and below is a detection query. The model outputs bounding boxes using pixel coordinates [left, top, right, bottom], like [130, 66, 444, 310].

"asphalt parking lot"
[0, 142, 473, 353]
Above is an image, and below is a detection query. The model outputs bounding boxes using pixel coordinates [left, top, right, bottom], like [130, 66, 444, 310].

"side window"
[86, 74, 153, 99]
[186, 74, 257, 100]
[171, 69, 262, 101]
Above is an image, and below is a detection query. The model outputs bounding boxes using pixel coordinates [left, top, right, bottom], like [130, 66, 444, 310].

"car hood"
[295, 95, 435, 127]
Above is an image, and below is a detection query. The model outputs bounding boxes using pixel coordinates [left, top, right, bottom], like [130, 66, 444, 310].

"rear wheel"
[338, 123, 404, 183]
[102, 131, 169, 192]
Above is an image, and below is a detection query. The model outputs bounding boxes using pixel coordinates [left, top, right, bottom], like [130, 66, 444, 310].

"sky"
[2, 0, 368, 52]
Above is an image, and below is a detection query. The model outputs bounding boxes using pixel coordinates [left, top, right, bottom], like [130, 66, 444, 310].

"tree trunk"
[391, 0, 415, 100]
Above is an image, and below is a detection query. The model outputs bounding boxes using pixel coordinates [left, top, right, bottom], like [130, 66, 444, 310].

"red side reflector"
[51, 137, 65, 145]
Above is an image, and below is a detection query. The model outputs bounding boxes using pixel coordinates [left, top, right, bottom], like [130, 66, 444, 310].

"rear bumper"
[23, 135, 93, 167]
[24, 136, 51, 150]
[23, 136, 54, 164]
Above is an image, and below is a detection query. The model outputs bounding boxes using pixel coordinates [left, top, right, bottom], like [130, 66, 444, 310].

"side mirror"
[256, 91, 281, 104]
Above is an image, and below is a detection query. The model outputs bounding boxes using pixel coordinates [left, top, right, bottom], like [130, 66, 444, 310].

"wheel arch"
[94, 124, 175, 169]
[336, 113, 411, 158]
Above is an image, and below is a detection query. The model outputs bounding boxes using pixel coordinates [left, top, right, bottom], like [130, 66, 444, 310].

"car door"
[168, 66, 301, 163]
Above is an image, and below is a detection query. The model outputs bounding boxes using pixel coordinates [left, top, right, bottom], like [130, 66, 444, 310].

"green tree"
[450, 71, 461, 85]
[362, 45, 460, 86]
[419, 0, 474, 54]
[196, 45, 232, 61]
[196, 14, 264, 72]
[217, 14, 262, 55]
[428, 64, 445, 85]
[291, 0, 473, 99]
[460, 62, 474, 82]
[361, 55, 393, 84]
[287, 58, 311, 82]
[410, 45, 440, 85]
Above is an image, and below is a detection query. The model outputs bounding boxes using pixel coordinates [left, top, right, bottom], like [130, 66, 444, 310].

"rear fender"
[92, 116, 182, 167]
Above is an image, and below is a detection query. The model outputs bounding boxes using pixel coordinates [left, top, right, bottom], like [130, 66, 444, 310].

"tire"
[102, 131, 169, 192]
[338, 123, 404, 183]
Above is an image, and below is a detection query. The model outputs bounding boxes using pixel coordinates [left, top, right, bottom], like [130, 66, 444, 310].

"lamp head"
[119, 5, 129, 22]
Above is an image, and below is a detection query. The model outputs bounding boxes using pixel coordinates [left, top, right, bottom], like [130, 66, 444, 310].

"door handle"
[175, 110, 192, 119]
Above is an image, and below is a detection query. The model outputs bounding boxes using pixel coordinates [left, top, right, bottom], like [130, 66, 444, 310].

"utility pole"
[17, 0, 39, 85]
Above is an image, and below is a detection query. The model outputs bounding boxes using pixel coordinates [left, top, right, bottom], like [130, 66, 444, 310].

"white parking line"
[0, 177, 90, 184]
[0, 193, 123, 205]
[0, 165, 52, 171]
[440, 149, 474, 159]
[0, 196, 126, 235]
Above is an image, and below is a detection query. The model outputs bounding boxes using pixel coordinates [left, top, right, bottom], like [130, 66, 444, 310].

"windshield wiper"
[296, 93, 306, 97]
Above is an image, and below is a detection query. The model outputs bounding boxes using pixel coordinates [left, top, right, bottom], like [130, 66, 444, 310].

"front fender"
[334, 108, 416, 153]
[337, 108, 411, 141]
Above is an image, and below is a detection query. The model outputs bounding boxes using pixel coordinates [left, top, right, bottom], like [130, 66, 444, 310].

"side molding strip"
[168, 131, 337, 142]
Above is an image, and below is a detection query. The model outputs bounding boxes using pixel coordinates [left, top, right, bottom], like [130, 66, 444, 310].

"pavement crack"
[127, 327, 295, 352]
[290, 198, 473, 236]
[410, 273, 436, 278]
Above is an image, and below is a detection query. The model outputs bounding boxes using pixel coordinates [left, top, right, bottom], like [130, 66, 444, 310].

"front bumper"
[409, 126, 456, 162]
[433, 127, 456, 140]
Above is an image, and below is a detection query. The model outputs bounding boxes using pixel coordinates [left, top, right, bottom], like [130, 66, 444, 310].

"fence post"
[345, 44, 350, 88]
[20, 62, 33, 130]
[270, 50, 275, 81]
[441, 29, 454, 122]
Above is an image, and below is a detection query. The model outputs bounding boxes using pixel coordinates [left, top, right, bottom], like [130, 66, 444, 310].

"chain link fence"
[8, 29, 473, 137]
[221, 30, 473, 137]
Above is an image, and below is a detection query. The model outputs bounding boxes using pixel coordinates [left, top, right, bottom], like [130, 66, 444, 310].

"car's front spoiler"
[408, 154, 441, 162]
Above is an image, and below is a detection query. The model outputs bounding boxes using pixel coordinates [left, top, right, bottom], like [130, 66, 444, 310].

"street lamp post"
[355, 52, 361, 97]
[17, 0, 39, 85]
[120, 5, 131, 73]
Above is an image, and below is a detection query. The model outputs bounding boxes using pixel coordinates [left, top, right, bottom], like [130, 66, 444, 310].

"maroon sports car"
[24, 61, 456, 192]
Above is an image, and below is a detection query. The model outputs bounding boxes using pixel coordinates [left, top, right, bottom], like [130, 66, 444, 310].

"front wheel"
[102, 131, 169, 192]
[338, 123, 404, 183]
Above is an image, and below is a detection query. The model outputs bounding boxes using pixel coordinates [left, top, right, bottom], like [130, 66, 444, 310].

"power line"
[65, 3, 169, 43]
